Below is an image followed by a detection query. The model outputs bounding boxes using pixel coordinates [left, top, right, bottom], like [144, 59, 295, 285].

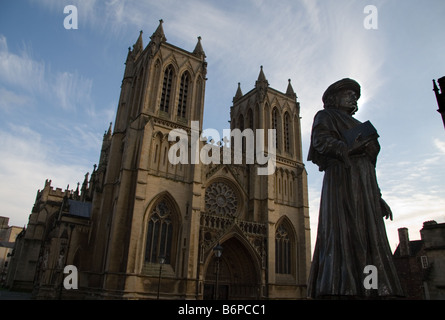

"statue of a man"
[307, 78, 403, 299]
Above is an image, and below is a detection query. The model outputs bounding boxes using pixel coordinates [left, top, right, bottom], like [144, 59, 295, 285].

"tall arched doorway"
[203, 237, 261, 300]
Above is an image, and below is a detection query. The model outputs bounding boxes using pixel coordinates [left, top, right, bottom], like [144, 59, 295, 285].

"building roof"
[66, 199, 92, 219]
[393, 240, 424, 258]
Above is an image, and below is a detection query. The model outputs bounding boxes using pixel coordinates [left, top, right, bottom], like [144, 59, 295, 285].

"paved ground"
[0, 288, 32, 300]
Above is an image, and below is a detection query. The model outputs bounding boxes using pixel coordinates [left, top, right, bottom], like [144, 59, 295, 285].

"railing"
[200, 213, 266, 236]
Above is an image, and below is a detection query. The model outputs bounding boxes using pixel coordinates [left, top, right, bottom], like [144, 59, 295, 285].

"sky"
[0, 0, 444, 253]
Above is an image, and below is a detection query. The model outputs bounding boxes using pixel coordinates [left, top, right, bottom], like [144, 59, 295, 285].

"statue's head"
[322, 78, 361, 115]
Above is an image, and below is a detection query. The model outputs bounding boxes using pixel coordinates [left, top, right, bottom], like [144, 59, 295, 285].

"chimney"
[398, 227, 410, 257]
[0, 216, 9, 229]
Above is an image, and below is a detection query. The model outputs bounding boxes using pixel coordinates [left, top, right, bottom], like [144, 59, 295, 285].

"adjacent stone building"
[0, 217, 22, 287]
[6, 20, 311, 300]
[393, 220, 445, 299]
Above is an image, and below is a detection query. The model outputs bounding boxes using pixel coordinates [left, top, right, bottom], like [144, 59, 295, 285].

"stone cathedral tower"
[7, 20, 310, 300]
[227, 67, 311, 299]
[87, 20, 208, 299]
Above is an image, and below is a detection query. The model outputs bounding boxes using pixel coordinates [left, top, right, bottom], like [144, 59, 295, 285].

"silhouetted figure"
[307, 78, 403, 299]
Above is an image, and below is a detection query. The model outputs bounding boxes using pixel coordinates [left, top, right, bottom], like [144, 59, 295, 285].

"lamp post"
[157, 255, 166, 300]
[213, 243, 223, 300]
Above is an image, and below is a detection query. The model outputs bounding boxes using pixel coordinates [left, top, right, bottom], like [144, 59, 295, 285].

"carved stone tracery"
[205, 182, 238, 217]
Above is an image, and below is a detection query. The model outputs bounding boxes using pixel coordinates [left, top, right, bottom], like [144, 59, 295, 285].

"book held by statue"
[342, 120, 379, 152]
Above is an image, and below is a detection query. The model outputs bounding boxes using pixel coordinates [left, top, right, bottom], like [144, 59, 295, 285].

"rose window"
[205, 182, 238, 217]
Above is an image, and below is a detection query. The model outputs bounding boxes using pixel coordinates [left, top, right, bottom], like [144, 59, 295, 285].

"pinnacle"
[255, 65, 269, 88]
[233, 82, 243, 101]
[286, 79, 297, 99]
[150, 19, 167, 43]
[193, 36, 206, 59]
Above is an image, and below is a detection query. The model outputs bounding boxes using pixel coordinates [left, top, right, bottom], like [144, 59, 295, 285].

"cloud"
[374, 139, 445, 249]
[434, 138, 445, 154]
[30, 1, 388, 131]
[0, 35, 46, 94]
[0, 35, 104, 226]
[0, 87, 31, 111]
[0, 124, 91, 227]
[0, 34, 95, 112]
[53, 71, 94, 111]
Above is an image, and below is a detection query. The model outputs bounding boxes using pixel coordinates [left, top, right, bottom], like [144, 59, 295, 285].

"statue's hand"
[380, 198, 393, 221]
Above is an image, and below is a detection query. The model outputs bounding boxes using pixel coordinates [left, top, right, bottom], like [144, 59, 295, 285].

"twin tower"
[14, 20, 311, 300]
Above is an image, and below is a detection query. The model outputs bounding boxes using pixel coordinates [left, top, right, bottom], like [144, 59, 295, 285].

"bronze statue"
[307, 78, 403, 299]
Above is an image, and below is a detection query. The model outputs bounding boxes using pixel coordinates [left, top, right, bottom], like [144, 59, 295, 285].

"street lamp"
[157, 255, 166, 300]
[213, 243, 223, 300]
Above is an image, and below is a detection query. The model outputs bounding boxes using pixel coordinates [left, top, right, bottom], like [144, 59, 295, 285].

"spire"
[255, 66, 269, 88]
[80, 172, 89, 201]
[132, 30, 143, 54]
[286, 79, 297, 100]
[255, 66, 268, 102]
[106, 122, 112, 137]
[233, 82, 243, 102]
[150, 19, 167, 44]
[74, 182, 80, 200]
[193, 36, 206, 59]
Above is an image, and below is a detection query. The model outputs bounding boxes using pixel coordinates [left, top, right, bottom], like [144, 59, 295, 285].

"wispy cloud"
[53, 71, 94, 111]
[0, 34, 95, 112]
[434, 138, 445, 154]
[374, 137, 445, 248]
[0, 35, 46, 94]
[0, 87, 31, 112]
[0, 124, 91, 226]
[31, 1, 389, 129]
[0, 34, 107, 226]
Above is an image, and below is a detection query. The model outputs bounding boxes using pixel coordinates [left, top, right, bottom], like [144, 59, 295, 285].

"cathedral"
[6, 20, 311, 300]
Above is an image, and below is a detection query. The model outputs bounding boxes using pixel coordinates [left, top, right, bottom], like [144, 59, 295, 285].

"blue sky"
[1, 0, 444, 252]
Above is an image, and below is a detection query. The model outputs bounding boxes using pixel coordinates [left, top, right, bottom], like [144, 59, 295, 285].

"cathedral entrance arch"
[203, 236, 261, 300]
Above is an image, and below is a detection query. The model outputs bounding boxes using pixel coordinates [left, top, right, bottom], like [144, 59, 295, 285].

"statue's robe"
[307, 108, 404, 298]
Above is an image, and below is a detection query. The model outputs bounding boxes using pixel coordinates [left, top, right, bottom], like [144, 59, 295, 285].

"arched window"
[195, 76, 203, 120]
[177, 72, 189, 119]
[131, 68, 144, 119]
[154, 145, 159, 163]
[160, 65, 174, 113]
[272, 107, 279, 149]
[275, 223, 291, 274]
[238, 114, 244, 131]
[272, 108, 277, 130]
[284, 112, 290, 153]
[247, 108, 253, 129]
[145, 200, 173, 264]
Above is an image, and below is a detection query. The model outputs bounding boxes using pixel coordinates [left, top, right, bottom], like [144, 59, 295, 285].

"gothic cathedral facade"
[6, 20, 311, 300]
